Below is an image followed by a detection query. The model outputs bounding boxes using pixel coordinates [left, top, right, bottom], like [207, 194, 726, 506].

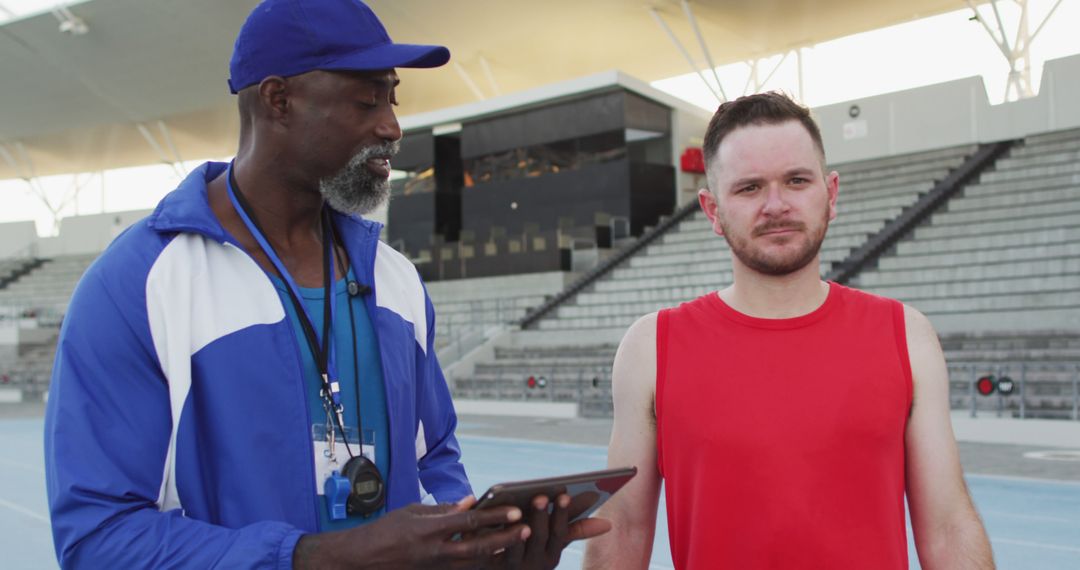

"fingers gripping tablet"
[472, 467, 637, 522]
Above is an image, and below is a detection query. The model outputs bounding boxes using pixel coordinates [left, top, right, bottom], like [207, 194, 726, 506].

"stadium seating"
[534, 144, 977, 334]
[851, 128, 1080, 334]
[0, 332, 57, 396]
[4, 131, 1079, 420]
[0, 254, 97, 320]
[941, 331, 1080, 419]
[0, 255, 96, 394]
[448, 144, 986, 415]
[451, 342, 618, 417]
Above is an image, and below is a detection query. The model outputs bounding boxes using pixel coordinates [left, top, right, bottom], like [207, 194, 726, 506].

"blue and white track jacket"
[43, 162, 471, 568]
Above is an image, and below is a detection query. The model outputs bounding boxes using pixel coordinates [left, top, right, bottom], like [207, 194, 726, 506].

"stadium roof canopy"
[0, 0, 984, 180]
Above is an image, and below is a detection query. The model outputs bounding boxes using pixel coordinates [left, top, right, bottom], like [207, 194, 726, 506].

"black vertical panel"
[629, 163, 676, 235]
[395, 130, 434, 171]
[461, 91, 626, 158]
[434, 136, 463, 242]
[387, 191, 437, 255]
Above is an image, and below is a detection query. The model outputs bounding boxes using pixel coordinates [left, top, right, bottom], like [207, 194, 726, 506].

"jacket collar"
[146, 161, 385, 249]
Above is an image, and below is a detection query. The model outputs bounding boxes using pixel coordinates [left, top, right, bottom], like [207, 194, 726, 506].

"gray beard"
[319, 141, 399, 216]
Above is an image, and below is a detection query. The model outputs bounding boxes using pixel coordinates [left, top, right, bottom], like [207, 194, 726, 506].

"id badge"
[312, 424, 376, 496]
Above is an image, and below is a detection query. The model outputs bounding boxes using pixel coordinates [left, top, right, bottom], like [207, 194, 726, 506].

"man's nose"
[375, 107, 402, 143]
[761, 184, 790, 215]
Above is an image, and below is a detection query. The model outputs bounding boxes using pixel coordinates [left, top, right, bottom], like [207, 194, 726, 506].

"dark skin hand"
[293, 494, 612, 570]
[497, 493, 613, 569]
[293, 497, 529, 570]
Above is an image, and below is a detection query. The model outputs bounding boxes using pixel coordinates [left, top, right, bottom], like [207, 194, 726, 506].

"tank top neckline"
[704, 281, 843, 330]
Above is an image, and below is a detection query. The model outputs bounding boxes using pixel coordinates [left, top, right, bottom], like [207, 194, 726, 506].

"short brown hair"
[702, 92, 825, 170]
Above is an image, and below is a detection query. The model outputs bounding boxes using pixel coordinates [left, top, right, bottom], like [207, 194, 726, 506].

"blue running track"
[3, 418, 1078, 568]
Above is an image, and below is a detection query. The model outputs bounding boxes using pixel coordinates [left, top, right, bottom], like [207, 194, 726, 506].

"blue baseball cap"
[228, 0, 450, 94]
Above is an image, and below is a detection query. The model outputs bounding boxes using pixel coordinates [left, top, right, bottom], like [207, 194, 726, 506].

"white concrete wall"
[671, 105, 710, 206]
[36, 209, 152, 257]
[0, 221, 38, 258]
[817, 54, 1080, 165]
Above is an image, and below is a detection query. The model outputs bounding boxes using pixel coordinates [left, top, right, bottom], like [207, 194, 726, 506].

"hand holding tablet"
[473, 466, 638, 522]
[470, 467, 636, 568]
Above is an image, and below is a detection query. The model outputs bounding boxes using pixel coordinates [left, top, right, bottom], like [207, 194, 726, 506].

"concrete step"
[913, 212, 1080, 240]
[869, 289, 1080, 314]
[576, 285, 716, 307]
[979, 160, 1080, 183]
[896, 227, 1080, 256]
[1008, 137, 1080, 158]
[854, 257, 1080, 288]
[1022, 128, 1080, 146]
[839, 158, 962, 184]
[948, 184, 1079, 212]
[996, 148, 1080, 170]
[829, 144, 974, 174]
[874, 242, 1080, 271]
[863, 273, 1080, 301]
[935, 191, 1080, 223]
[962, 172, 1080, 198]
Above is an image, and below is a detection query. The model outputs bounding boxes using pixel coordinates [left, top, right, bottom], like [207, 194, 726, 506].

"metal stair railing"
[826, 140, 1015, 284]
[518, 199, 701, 329]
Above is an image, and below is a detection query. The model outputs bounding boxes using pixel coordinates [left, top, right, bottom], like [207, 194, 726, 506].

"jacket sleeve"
[44, 266, 304, 569]
[414, 290, 472, 503]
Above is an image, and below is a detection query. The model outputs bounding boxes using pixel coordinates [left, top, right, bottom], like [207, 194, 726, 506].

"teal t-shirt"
[273, 268, 389, 531]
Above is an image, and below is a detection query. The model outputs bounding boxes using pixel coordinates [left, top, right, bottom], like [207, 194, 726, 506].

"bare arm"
[904, 305, 994, 569]
[583, 313, 663, 570]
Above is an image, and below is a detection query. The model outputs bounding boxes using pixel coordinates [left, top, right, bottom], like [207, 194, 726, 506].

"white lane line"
[0, 497, 49, 523]
[458, 434, 607, 451]
[980, 510, 1076, 524]
[967, 473, 1080, 487]
[993, 538, 1080, 554]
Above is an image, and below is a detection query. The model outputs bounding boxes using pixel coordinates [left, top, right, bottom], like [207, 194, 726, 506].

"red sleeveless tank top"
[656, 283, 912, 569]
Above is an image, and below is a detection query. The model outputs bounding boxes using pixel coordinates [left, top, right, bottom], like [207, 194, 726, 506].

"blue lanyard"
[224, 162, 348, 428]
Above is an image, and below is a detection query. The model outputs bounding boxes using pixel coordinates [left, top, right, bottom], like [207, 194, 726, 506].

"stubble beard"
[721, 206, 830, 276]
[319, 140, 400, 216]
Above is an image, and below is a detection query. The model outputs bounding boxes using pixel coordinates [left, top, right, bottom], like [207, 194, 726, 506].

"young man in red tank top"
[584, 93, 994, 570]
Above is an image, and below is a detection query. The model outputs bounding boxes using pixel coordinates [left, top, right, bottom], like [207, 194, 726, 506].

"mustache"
[753, 221, 805, 237]
[355, 140, 400, 162]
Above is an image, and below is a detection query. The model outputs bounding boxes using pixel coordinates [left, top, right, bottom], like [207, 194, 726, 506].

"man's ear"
[825, 170, 839, 221]
[257, 76, 289, 123]
[698, 188, 724, 237]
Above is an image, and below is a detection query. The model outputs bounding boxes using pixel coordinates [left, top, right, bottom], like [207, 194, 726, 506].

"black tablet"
[472, 466, 637, 523]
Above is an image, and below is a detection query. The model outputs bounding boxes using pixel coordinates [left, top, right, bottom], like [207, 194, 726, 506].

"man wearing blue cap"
[43, 1, 608, 568]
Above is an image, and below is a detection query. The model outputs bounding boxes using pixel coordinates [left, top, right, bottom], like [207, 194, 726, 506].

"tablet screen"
[473, 466, 637, 523]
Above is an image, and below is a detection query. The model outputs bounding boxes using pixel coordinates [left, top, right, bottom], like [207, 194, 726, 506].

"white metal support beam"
[680, 0, 727, 102]
[648, 7, 723, 104]
[796, 48, 805, 102]
[135, 121, 185, 177]
[452, 61, 487, 101]
[478, 56, 502, 98]
[966, 0, 1062, 101]
[0, 141, 89, 235]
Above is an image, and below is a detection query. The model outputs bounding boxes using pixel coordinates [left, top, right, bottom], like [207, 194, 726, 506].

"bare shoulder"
[902, 303, 948, 396]
[613, 313, 659, 386]
[619, 312, 659, 354]
[903, 303, 938, 345]
[903, 305, 945, 362]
